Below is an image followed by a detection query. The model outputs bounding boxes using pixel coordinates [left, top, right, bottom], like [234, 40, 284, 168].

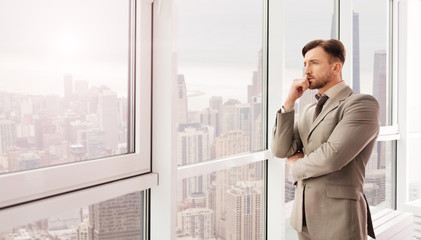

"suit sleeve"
[271, 110, 303, 158]
[291, 95, 380, 182]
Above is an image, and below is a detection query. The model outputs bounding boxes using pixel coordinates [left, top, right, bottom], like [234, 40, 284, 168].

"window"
[177, 162, 264, 239]
[283, 0, 335, 238]
[0, 0, 131, 173]
[1, 191, 147, 240]
[352, 0, 396, 212]
[0, 0, 155, 236]
[175, 0, 268, 239]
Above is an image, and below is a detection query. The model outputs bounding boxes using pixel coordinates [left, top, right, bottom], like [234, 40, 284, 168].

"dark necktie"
[314, 94, 329, 121]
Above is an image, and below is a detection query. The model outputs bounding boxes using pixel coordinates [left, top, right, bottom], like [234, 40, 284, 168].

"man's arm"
[271, 78, 309, 158]
[271, 110, 303, 158]
[290, 94, 380, 182]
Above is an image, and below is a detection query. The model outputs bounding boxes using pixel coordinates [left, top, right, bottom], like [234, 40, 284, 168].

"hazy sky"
[177, 0, 263, 110]
[0, 0, 387, 104]
[0, 0, 129, 97]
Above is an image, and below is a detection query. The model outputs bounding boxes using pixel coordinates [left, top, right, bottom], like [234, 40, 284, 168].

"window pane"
[283, 0, 334, 239]
[364, 141, 395, 212]
[177, 162, 265, 239]
[408, 136, 421, 202]
[0, 0, 130, 174]
[175, 0, 264, 167]
[0, 191, 145, 240]
[353, 0, 391, 126]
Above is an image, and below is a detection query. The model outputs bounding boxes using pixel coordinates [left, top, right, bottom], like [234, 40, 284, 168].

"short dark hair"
[302, 39, 346, 64]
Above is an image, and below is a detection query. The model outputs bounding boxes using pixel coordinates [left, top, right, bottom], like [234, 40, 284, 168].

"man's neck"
[318, 79, 343, 95]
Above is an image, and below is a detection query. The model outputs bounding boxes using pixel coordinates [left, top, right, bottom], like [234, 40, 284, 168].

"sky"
[0, 0, 387, 105]
[0, 0, 130, 97]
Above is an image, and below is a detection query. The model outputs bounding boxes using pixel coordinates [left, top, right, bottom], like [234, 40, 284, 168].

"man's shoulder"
[341, 93, 380, 112]
[346, 93, 379, 104]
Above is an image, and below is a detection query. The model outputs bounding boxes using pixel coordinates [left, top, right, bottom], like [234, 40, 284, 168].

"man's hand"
[287, 152, 304, 169]
[283, 78, 310, 110]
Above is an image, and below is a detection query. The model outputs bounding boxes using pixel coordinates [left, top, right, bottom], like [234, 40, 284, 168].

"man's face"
[303, 46, 336, 90]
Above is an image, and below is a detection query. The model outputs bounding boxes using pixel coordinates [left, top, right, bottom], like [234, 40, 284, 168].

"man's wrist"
[278, 105, 294, 113]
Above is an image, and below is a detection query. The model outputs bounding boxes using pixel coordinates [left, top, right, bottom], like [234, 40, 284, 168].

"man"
[272, 39, 379, 240]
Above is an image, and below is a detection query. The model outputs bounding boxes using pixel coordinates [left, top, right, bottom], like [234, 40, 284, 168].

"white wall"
[406, 0, 421, 187]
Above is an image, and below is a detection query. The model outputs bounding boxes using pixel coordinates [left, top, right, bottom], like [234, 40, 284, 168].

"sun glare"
[54, 31, 81, 58]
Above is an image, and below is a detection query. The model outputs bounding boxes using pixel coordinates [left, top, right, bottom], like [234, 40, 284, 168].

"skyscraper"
[177, 123, 210, 203]
[64, 74, 73, 106]
[177, 208, 215, 240]
[176, 74, 188, 125]
[0, 119, 16, 154]
[177, 123, 210, 166]
[220, 99, 241, 135]
[98, 89, 119, 152]
[373, 50, 387, 125]
[330, 12, 361, 93]
[89, 192, 143, 240]
[225, 182, 262, 240]
[353, 12, 361, 93]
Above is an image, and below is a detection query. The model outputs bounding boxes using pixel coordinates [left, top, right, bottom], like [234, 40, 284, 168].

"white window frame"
[0, 0, 156, 232]
[150, 0, 271, 239]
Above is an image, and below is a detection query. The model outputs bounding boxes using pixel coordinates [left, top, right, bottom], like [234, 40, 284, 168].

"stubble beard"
[308, 72, 333, 90]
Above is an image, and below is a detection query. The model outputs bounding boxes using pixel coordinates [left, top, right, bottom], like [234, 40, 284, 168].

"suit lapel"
[307, 86, 354, 141]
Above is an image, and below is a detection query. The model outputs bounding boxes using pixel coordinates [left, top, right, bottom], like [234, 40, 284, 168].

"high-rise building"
[330, 12, 361, 93]
[373, 50, 387, 125]
[248, 50, 263, 105]
[364, 169, 386, 206]
[89, 192, 143, 240]
[176, 74, 188, 125]
[373, 50, 387, 171]
[225, 182, 262, 240]
[236, 104, 251, 139]
[177, 208, 215, 240]
[0, 120, 17, 154]
[78, 129, 106, 159]
[250, 95, 262, 152]
[64, 74, 74, 106]
[353, 12, 361, 93]
[98, 89, 119, 152]
[177, 123, 210, 166]
[220, 99, 241, 135]
[77, 218, 91, 240]
[200, 108, 219, 138]
[209, 96, 223, 112]
[177, 123, 210, 202]
[213, 130, 249, 159]
[209, 96, 223, 137]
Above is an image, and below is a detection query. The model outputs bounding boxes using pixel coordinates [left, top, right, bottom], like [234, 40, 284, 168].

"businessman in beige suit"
[272, 39, 379, 240]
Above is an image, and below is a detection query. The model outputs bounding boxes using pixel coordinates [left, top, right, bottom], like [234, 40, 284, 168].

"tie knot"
[315, 94, 329, 106]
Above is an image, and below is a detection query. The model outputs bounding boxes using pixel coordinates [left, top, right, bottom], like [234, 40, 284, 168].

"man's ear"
[333, 62, 342, 74]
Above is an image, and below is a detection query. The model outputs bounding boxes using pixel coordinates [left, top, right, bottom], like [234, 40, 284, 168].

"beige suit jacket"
[272, 86, 379, 240]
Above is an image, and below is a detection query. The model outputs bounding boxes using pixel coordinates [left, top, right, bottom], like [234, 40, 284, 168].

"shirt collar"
[318, 81, 347, 99]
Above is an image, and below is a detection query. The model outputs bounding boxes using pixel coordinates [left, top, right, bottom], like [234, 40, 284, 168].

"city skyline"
[0, 75, 129, 174]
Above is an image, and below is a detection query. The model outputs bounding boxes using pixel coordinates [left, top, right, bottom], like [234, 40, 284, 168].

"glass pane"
[0, 0, 130, 174]
[0, 191, 145, 240]
[364, 141, 394, 212]
[175, 0, 264, 167]
[177, 162, 265, 239]
[283, 0, 334, 239]
[408, 137, 421, 202]
[353, 0, 391, 126]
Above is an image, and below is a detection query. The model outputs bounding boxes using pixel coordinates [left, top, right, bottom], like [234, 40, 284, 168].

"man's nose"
[304, 65, 311, 75]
